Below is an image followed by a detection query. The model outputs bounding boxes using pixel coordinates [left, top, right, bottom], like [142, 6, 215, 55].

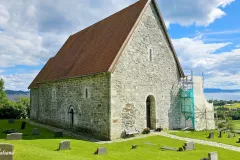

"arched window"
[149, 48, 153, 61]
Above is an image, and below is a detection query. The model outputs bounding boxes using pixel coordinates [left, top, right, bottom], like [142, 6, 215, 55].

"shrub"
[142, 128, 150, 134]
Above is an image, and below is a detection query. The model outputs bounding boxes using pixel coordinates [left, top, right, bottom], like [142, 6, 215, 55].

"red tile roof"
[29, 0, 183, 89]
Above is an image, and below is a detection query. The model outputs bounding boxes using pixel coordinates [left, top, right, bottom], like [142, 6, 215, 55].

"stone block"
[161, 146, 178, 151]
[6, 133, 22, 140]
[208, 152, 218, 160]
[94, 147, 107, 154]
[8, 119, 14, 124]
[208, 132, 214, 139]
[0, 143, 14, 160]
[32, 128, 39, 136]
[228, 134, 232, 138]
[58, 140, 70, 150]
[183, 141, 195, 151]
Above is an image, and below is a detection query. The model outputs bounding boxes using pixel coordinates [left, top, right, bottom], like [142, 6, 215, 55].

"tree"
[0, 78, 7, 105]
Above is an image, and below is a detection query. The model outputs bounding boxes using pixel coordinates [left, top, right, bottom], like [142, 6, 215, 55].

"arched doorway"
[68, 106, 74, 127]
[146, 95, 156, 129]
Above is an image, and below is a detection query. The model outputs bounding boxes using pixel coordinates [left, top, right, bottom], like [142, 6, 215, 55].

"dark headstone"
[3, 129, 17, 134]
[32, 128, 39, 136]
[228, 134, 233, 138]
[8, 119, 14, 124]
[0, 143, 14, 160]
[20, 122, 26, 130]
[208, 152, 218, 160]
[183, 141, 195, 151]
[94, 147, 107, 155]
[6, 133, 22, 140]
[219, 131, 222, 138]
[58, 140, 70, 151]
[54, 132, 63, 137]
[161, 146, 178, 151]
[208, 132, 214, 139]
[132, 144, 137, 149]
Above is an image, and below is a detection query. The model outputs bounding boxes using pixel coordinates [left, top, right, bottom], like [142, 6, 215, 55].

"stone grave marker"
[20, 122, 26, 130]
[161, 146, 178, 151]
[32, 128, 39, 136]
[6, 133, 22, 140]
[219, 131, 222, 138]
[8, 119, 14, 124]
[208, 132, 214, 139]
[94, 147, 107, 155]
[183, 141, 195, 151]
[54, 131, 63, 137]
[132, 144, 137, 149]
[58, 140, 70, 151]
[208, 152, 218, 160]
[228, 134, 233, 138]
[0, 143, 14, 160]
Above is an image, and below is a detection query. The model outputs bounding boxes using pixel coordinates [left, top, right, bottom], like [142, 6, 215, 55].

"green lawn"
[233, 120, 240, 130]
[0, 120, 239, 160]
[219, 103, 240, 109]
[169, 130, 240, 147]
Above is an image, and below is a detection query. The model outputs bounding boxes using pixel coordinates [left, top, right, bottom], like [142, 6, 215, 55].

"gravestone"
[219, 131, 222, 138]
[183, 141, 195, 151]
[132, 144, 137, 149]
[58, 140, 70, 151]
[228, 134, 233, 138]
[54, 132, 63, 137]
[94, 147, 107, 155]
[208, 152, 218, 160]
[6, 133, 22, 140]
[208, 132, 214, 139]
[8, 119, 14, 124]
[20, 122, 26, 130]
[0, 143, 14, 160]
[32, 128, 39, 136]
[161, 146, 178, 151]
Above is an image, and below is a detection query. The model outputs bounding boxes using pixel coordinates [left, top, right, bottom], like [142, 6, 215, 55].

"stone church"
[29, 0, 186, 140]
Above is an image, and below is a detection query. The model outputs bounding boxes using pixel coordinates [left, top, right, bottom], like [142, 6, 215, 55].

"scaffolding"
[180, 74, 195, 129]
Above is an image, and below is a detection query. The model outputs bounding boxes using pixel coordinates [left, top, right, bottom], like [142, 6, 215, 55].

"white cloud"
[172, 37, 240, 89]
[0, 70, 39, 91]
[158, 0, 235, 27]
[0, 4, 9, 26]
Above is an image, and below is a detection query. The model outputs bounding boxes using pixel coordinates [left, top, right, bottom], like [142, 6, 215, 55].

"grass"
[233, 120, 240, 130]
[169, 130, 240, 147]
[217, 103, 240, 109]
[0, 120, 239, 160]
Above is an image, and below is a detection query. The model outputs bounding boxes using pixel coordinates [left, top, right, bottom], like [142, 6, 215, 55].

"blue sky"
[0, 0, 239, 91]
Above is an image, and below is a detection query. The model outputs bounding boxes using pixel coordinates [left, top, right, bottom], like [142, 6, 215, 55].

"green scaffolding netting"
[180, 88, 195, 129]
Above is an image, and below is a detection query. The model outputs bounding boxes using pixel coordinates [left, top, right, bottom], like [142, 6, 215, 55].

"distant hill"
[5, 90, 30, 101]
[204, 88, 240, 93]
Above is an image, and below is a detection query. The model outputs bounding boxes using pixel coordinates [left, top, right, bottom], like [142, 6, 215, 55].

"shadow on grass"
[0, 119, 100, 142]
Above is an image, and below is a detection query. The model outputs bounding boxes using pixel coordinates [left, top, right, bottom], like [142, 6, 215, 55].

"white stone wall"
[110, 2, 181, 139]
[193, 76, 215, 130]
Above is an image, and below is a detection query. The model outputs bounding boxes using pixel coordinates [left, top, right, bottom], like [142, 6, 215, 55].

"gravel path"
[155, 132, 240, 152]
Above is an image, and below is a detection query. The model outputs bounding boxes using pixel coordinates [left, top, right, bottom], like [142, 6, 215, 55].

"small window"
[149, 48, 153, 61]
[85, 88, 88, 98]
